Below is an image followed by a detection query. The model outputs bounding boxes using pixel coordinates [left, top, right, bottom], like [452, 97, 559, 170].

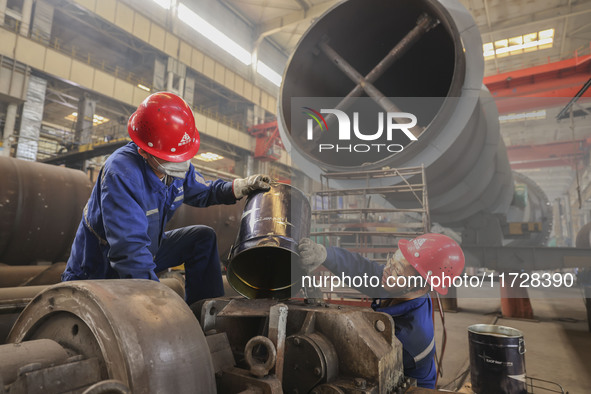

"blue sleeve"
[323, 246, 392, 298]
[100, 171, 158, 281]
[182, 165, 236, 207]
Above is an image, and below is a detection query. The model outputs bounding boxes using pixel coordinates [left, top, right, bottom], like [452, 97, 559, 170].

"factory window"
[4, 0, 24, 31]
[6, 0, 23, 13]
[483, 29, 555, 60]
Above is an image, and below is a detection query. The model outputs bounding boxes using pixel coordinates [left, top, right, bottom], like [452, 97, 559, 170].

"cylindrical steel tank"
[0, 157, 92, 264]
[277, 0, 517, 226]
[0, 156, 246, 265]
[0, 263, 66, 287]
[227, 183, 311, 299]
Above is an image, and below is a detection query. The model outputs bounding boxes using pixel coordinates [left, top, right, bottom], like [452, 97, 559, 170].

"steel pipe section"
[0, 156, 245, 265]
[0, 339, 71, 386]
[0, 157, 93, 265]
[277, 0, 516, 225]
[0, 263, 66, 287]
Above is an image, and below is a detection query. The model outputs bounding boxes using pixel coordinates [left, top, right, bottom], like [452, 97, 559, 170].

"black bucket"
[227, 182, 311, 299]
[468, 324, 527, 394]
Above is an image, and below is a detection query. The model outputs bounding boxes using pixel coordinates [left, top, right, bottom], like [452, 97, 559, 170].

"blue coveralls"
[62, 142, 237, 305]
[323, 246, 437, 389]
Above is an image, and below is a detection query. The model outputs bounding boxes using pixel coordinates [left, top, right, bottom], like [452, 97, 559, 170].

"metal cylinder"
[0, 277, 186, 346]
[277, 0, 515, 225]
[0, 157, 93, 264]
[0, 339, 70, 386]
[0, 156, 245, 265]
[227, 183, 311, 299]
[0, 263, 66, 287]
[0, 278, 186, 310]
[468, 324, 527, 394]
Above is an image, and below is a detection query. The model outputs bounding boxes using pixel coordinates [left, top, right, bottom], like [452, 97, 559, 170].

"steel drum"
[227, 183, 311, 299]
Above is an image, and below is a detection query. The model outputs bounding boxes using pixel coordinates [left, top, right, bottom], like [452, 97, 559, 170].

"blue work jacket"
[323, 246, 436, 388]
[62, 142, 236, 281]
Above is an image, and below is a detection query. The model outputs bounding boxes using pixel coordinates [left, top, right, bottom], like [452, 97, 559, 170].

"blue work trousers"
[155, 225, 224, 305]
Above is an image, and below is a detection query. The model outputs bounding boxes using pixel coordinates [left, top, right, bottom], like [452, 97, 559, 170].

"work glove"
[298, 238, 327, 273]
[381, 250, 407, 288]
[233, 174, 271, 199]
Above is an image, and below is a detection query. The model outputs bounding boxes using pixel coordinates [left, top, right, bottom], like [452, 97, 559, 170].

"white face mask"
[151, 156, 191, 179]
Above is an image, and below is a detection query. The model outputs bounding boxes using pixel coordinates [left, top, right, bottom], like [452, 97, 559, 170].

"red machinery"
[248, 121, 284, 161]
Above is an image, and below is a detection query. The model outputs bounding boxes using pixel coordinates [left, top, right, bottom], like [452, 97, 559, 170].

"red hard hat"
[398, 233, 465, 295]
[128, 92, 200, 162]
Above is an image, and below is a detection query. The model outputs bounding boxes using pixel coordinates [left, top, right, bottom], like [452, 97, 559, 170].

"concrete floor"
[434, 287, 591, 393]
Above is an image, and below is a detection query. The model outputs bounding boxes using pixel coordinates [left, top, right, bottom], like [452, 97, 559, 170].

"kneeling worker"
[298, 233, 465, 389]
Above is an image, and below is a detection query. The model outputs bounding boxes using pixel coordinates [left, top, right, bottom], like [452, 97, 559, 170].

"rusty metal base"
[6, 280, 215, 394]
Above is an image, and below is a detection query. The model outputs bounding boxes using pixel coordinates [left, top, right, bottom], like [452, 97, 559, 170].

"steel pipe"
[277, 0, 519, 226]
[0, 339, 70, 386]
[0, 278, 186, 310]
[0, 156, 246, 265]
[0, 157, 92, 264]
[0, 263, 66, 287]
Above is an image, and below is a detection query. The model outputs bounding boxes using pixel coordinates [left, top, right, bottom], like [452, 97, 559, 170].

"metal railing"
[527, 376, 567, 393]
[8, 121, 130, 161]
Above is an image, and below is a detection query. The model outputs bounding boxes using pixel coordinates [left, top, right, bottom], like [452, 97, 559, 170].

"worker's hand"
[298, 238, 327, 273]
[233, 174, 271, 199]
[382, 250, 405, 287]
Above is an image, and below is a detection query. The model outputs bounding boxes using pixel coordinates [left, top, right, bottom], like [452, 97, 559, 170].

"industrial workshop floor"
[434, 287, 591, 393]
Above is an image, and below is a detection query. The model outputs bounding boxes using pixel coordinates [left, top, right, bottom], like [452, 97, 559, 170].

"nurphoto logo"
[303, 107, 418, 153]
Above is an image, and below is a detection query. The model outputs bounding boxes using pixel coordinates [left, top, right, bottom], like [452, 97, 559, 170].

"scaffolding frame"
[311, 165, 430, 261]
[306, 165, 430, 301]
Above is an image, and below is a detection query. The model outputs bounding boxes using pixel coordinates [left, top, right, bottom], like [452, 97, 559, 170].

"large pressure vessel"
[277, 0, 519, 227]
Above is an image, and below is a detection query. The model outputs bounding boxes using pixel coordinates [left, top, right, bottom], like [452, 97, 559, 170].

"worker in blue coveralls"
[298, 233, 465, 389]
[62, 92, 271, 305]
